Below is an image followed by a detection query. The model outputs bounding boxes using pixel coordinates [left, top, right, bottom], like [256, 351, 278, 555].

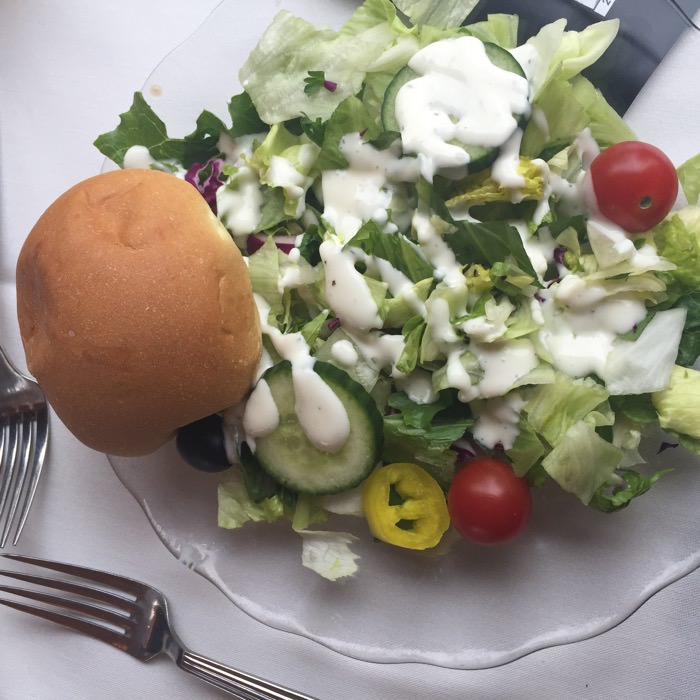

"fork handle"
[178, 649, 319, 700]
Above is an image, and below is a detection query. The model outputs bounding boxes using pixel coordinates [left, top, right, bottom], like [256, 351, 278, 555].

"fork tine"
[1, 553, 147, 597]
[0, 419, 19, 521]
[0, 414, 33, 547]
[0, 595, 129, 651]
[0, 568, 136, 611]
[0, 582, 133, 630]
[8, 407, 49, 545]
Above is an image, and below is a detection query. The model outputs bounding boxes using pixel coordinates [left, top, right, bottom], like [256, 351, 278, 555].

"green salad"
[96, 0, 700, 580]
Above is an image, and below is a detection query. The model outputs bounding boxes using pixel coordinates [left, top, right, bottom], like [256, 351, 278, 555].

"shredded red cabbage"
[185, 157, 225, 213]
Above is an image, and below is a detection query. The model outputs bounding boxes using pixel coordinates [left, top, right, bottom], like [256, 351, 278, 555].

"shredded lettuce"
[93, 0, 700, 576]
[542, 420, 623, 504]
[217, 470, 287, 529]
[392, 0, 480, 28]
[297, 530, 360, 580]
[239, 0, 410, 124]
[525, 374, 609, 446]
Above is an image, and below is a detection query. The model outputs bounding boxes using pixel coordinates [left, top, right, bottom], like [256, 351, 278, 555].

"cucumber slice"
[381, 41, 528, 173]
[381, 65, 417, 134]
[252, 360, 383, 495]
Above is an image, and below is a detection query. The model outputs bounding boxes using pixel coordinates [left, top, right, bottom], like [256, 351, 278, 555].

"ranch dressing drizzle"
[242, 295, 350, 452]
[321, 133, 420, 240]
[537, 277, 648, 378]
[395, 36, 530, 181]
[472, 393, 527, 450]
[320, 239, 383, 331]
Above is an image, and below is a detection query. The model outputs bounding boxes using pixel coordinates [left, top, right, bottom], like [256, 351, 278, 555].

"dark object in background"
[469, 0, 700, 115]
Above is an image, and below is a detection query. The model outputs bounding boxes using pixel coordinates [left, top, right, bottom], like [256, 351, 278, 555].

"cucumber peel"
[381, 41, 528, 173]
[252, 360, 383, 495]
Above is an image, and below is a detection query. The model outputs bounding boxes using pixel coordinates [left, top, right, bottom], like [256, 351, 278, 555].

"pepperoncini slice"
[362, 462, 450, 550]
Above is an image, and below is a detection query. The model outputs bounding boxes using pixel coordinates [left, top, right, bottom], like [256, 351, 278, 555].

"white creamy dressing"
[395, 36, 530, 181]
[123, 145, 155, 169]
[491, 129, 526, 191]
[217, 165, 263, 238]
[321, 133, 419, 239]
[229, 34, 674, 457]
[215, 133, 269, 240]
[344, 328, 406, 377]
[374, 257, 426, 317]
[471, 340, 539, 398]
[330, 339, 359, 367]
[242, 295, 350, 452]
[265, 152, 314, 218]
[472, 392, 527, 450]
[320, 239, 383, 331]
[412, 211, 466, 288]
[537, 277, 648, 377]
[395, 369, 438, 404]
[277, 246, 318, 293]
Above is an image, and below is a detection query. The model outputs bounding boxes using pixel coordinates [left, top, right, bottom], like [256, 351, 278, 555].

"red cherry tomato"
[587, 141, 678, 233]
[447, 457, 532, 545]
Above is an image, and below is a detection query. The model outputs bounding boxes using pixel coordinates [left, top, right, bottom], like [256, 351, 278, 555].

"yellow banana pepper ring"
[362, 462, 450, 550]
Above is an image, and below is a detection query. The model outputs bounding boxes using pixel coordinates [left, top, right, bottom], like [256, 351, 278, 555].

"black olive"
[176, 414, 231, 472]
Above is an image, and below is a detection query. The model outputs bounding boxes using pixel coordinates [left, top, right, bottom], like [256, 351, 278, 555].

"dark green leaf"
[298, 225, 323, 266]
[589, 468, 671, 513]
[239, 443, 297, 506]
[303, 70, 326, 96]
[608, 394, 659, 425]
[431, 190, 538, 280]
[227, 91, 267, 136]
[298, 114, 327, 146]
[317, 96, 381, 171]
[346, 220, 434, 283]
[93, 92, 225, 168]
[675, 292, 700, 367]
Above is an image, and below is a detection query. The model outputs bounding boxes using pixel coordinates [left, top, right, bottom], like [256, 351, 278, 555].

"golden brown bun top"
[16, 168, 261, 456]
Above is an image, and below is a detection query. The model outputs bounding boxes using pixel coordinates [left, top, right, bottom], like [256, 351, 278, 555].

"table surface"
[1, 2, 699, 699]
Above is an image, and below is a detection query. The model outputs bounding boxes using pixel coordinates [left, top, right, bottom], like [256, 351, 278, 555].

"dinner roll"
[16, 168, 261, 456]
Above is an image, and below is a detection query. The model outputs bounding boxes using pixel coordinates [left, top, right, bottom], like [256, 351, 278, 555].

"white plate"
[109, 0, 700, 670]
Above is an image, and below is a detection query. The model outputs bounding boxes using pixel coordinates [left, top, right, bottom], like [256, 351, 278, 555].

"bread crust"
[16, 168, 261, 456]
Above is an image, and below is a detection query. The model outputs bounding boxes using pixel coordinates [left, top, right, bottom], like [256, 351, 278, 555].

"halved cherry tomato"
[586, 140, 678, 233]
[447, 457, 531, 545]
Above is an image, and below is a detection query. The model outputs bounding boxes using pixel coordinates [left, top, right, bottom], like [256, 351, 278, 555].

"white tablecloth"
[1, 2, 699, 698]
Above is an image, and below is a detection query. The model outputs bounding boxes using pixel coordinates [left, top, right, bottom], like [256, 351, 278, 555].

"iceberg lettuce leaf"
[392, 0, 480, 29]
[525, 373, 609, 446]
[542, 420, 622, 504]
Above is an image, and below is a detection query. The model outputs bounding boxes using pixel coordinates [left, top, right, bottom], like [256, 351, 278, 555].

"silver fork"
[0, 347, 49, 547]
[0, 554, 318, 700]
